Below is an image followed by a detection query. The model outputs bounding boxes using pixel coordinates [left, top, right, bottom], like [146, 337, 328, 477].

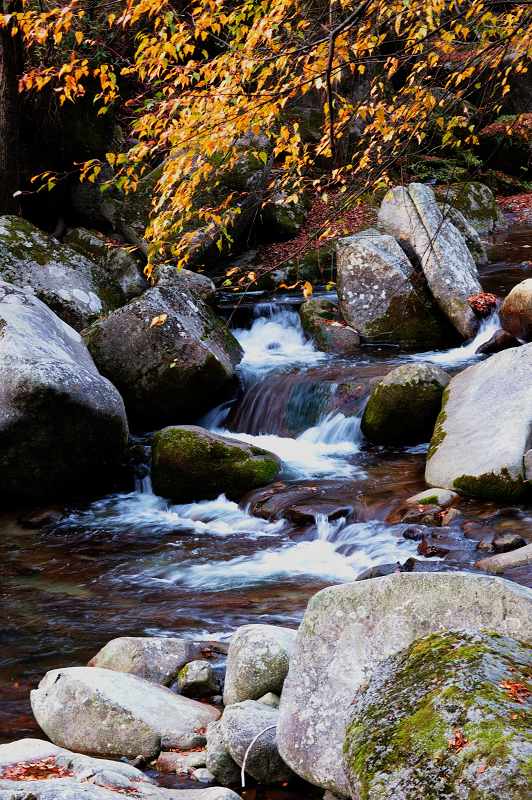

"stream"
[1, 222, 531, 788]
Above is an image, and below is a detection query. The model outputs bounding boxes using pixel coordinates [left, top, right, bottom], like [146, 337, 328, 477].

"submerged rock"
[0, 281, 127, 503]
[476, 328, 521, 355]
[220, 701, 292, 784]
[425, 343, 532, 500]
[84, 286, 242, 428]
[0, 216, 126, 330]
[276, 572, 531, 795]
[336, 229, 450, 348]
[300, 298, 360, 355]
[88, 636, 202, 685]
[361, 363, 450, 445]
[151, 426, 281, 502]
[224, 624, 296, 706]
[378, 183, 482, 338]
[30, 666, 220, 759]
[500, 278, 532, 341]
[344, 631, 531, 800]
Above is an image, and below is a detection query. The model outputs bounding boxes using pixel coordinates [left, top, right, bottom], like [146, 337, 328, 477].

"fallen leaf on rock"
[0, 757, 73, 781]
[448, 728, 468, 752]
[149, 313, 168, 328]
[500, 680, 531, 703]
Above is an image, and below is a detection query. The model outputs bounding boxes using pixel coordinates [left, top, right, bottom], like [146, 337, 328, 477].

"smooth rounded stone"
[64, 227, 147, 300]
[178, 660, 219, 698]
[425, 343, 532, 500]
[492, 532, 527, 553]
[500, 278, 532, 341]
[378, 183, 482, 338]
[205, 721, 241, 787]
[336, 228, 450, 348]
[438, 202, 488, 265]
[154, 266, 216, 304]
[404, 488, 459, 508]
[0, 281, 128, 503]
[193, 768, 216, 784]
[475, 543, 532, 574]
[0, 216, 125, 331]
[476, 328, 521, 355]
[83, 285, 242, 428]
[220, 701, 293, 784]
[156, 750, 207, 774]
[30, 666, 220, 759]
[444, 181, 502, 234]
[152, 426, 281, 502]
[299, 299, 360, 355]
[361, 363, 450, 445]
[257, 693, 280, 708]
[88, 637, 202, 685]
[223, 624, 296, 706]
[344, 631, 531, 800]
[276, 572, 532, 796]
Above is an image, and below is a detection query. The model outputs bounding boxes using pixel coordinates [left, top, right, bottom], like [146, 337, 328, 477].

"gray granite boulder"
[500, 278, 532, 341]
[178, 660, 219, 698]
[438, 202, 488, 264]
[0, 281, 128, 503]
[205, 721, 241, 787]
[30, 667, 220, 759]
[276, 572, 531, 796]
[88, 637, 202, 685]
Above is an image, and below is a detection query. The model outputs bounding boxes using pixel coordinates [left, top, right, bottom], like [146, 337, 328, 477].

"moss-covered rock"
[344, 630, 532, 800]
[300, 298, 360, 355]
[362, 363, 450, 445]
[151, 425, 281, 501]
[445, 181, 502, 234]
[260, 191, 310, 239]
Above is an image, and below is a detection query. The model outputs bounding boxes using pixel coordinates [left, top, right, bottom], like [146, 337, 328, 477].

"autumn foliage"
[3, 0, 531, 270]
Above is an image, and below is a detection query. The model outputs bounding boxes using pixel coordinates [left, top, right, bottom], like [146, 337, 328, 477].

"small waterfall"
[409, 311, 501, 368]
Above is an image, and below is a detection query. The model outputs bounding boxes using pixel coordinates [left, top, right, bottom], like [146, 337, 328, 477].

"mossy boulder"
[300, 298, 360, 355]
[362, 363, 450, 445]
[151, 426, 281, 502]
[344, 630, 532, 800]
[260, 191, 310, 239]
[445, 181, 502, 235]
[0, 216, 126, 330]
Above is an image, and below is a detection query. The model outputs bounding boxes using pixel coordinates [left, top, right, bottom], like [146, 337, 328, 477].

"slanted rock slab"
[276, 572, 531, 796]
[30, 667, 220, 759]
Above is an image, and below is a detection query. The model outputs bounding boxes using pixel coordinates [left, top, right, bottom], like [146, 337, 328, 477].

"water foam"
[409, 312, 500, 368]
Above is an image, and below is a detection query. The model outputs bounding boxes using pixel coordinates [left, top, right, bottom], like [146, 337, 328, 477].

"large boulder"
[361, 363, 450, 445]
[500, 278, 532, 341]
[154, 266, 216, 304]
[276, 572, 531, 796]
[443, 181, 502, 234]
[0, 216, 126, 330]
[30, 667, 220, 759]
[344, 631, 531, 800]
[378, 183, 482, 338]
[88, 637, 202, 685]
[220, 701, 292, 784]
[0, 282, 128, 503]
[425, 344, 532, 500]
[336, 229, 451, 348]
[223, 624, 296, 706]
[83, 286, 242, 428]
[300, 299, 360, 355]
[205, 721, 241, 787]
[151, 426, 281, 502]
[438, 203, 488, 265]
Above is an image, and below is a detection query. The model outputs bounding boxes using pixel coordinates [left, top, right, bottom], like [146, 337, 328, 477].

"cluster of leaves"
[0, 756, 73, 781]
[3, 0, 531, 273]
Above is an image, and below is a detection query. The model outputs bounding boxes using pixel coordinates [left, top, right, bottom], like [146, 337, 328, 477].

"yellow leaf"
[75, 31, 83, 46]
[149, 313, 168, 328]
[302, 281, 313, 299]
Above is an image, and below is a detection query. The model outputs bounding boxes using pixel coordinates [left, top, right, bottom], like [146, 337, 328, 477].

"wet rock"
[404, 488, 459, 508]
[178, 660, 220, 698]
[156, 750, 207, 774]
[276, 572, 531, 795]
[425, 343, 532, 500]
[475, 543, 532, 574]
[476, 537, 494, 553]
[476, 328, 520, 354]
[438, 202, 488, 264]
[439, 506, 462, 526]
[300, 299, 360, 355]
[417, 533, 449, 558]
[361, 363, 450, 445]
[88, 637, 202, 685]
[223, 624, 296, 706]
[0, 216, 125, 331]
[500, 278, 532, 341]
[64, 227, 146, 301]
[151, 426, 281, 502]
[396, 505, 443, 526]
[220, 701, 292, 784]
[205, 721, 241, 787]
[153, 266, 216, 304]
[492, 532, 527, 553]
[402, 526, 425, 541]
[0, 738, 241, 799]
[336, 228, 450, 348]
[355, 563, 401, 581]
[0, 281, 128, 503]
[378, 183, 482, 338]
[344, 631, 531, 800]
[286, 502, 352, 525]
[18, 508, 65, 529]
[30, 666, 220, 759]
[83, 286, 242, 428]
[444, 181, 502, 234]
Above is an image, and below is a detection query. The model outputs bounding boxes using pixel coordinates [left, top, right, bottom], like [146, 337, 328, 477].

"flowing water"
[1, 224, 531, 796]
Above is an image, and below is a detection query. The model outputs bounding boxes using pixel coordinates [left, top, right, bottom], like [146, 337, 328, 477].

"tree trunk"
[0, 1, 21, 212]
